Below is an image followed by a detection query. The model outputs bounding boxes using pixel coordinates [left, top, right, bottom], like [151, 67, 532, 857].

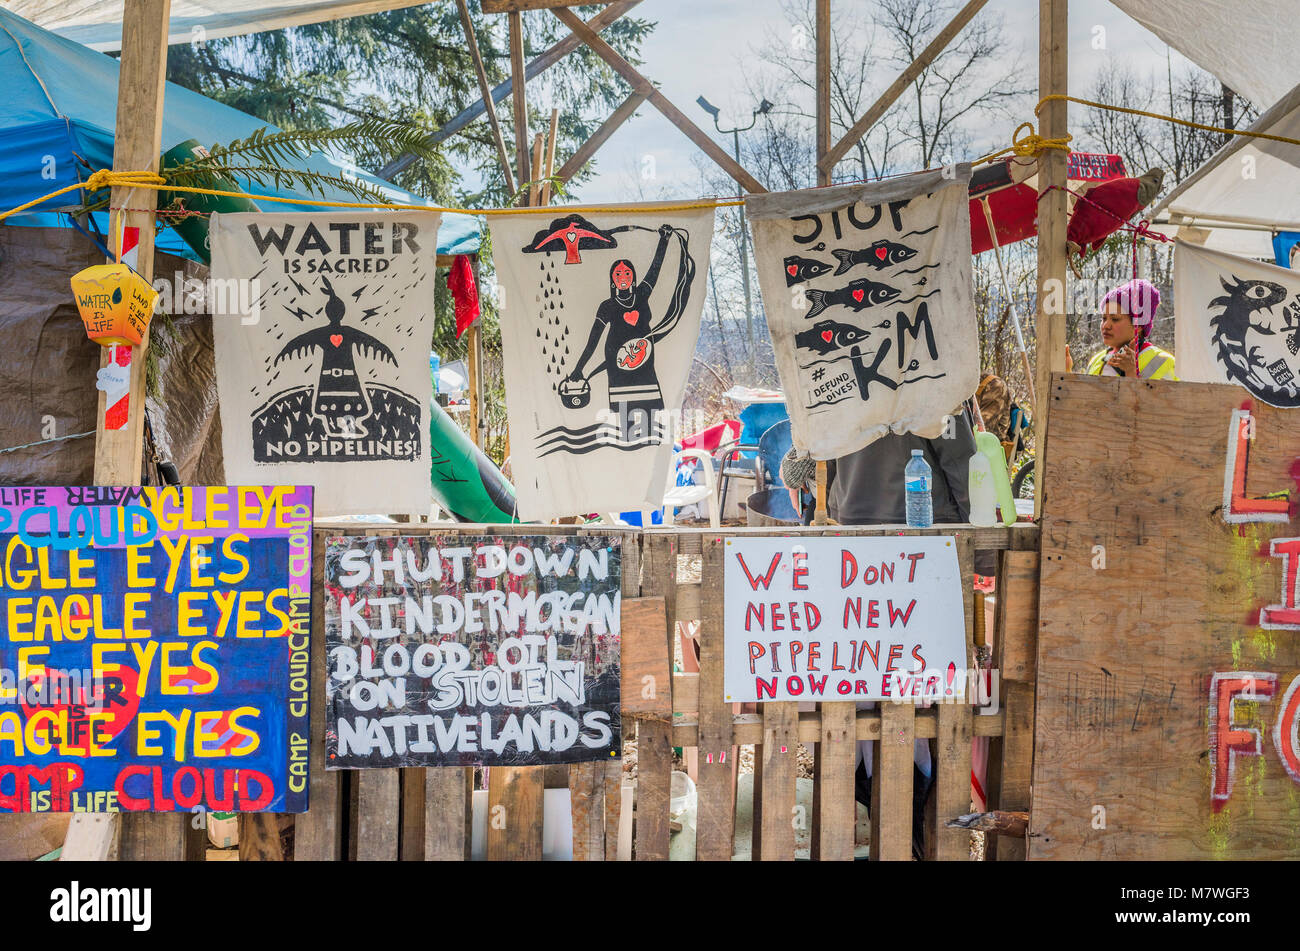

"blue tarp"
[0, 8, 479, 260]
[1274, 232, 1300, 268]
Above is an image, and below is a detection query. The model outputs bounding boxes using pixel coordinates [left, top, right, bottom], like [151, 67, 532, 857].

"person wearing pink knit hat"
[1067, 278, 1178, 380]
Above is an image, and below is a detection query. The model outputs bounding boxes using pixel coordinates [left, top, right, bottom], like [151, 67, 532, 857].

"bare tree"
[875, 0, 1029, 168]
[1082, 57, 1257, 188]
[687, 0, 1031, 410]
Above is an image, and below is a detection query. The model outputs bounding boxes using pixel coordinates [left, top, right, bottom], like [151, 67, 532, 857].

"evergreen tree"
[162, 3, 654, 467]
[164, 3, 653, 206]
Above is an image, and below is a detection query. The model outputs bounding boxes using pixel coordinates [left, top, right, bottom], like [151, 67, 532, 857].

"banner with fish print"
[210, 212, 441, 517]
[1175, 240, 1300, 407]
[491, 203, 714, 519]
[749, 168, 978, 459]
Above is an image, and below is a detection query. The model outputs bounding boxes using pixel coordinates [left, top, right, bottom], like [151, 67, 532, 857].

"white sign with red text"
[722, 535, 967, 703]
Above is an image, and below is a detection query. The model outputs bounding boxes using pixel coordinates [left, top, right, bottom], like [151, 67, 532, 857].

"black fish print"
[784, 254, 834, 286]
[796, 319, 871, 355]
[805, 278, 901, 319]
[831, 240, 918, 275]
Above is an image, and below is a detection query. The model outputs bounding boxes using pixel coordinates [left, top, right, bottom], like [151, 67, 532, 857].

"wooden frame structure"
[24, 0, 1072, 861]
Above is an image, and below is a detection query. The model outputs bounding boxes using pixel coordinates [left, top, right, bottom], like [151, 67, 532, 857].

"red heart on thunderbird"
[875, 246, 888, 260]
[821, 330, 833, 343]
[622, 310, 640, 326]
[787, 265, 798, 277]
[852, 289, 864, 303]
[329, 334, 343, 347]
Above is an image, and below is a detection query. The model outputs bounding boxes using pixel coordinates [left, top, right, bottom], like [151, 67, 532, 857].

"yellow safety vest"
[1086, 343, 1178, 380]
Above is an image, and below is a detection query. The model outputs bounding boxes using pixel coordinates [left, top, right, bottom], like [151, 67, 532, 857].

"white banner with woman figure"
[491, 203, 714, 520]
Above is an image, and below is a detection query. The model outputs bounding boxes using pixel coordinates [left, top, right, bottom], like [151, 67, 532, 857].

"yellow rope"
[0, 167, 744, 223]
[1036, 94, 1300, 149]
[971, 121, 1073, 166]
[10, 93, 1280, 224]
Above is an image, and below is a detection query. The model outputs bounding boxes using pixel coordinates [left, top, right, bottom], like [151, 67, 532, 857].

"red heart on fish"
[329, 334, 343, 347]
[852, 289, 865, 303]
[622, 310, 640, 326]
[821, 330, 833, 343]
[787, 264, 799, 276]
[875, 247, 888, 260]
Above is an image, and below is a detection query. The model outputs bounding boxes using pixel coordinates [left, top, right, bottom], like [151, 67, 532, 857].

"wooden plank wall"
[1032, 376, 1300, 860]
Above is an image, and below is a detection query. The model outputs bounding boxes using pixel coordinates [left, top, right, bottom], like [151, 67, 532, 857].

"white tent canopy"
[15, 0, 1300, 107]
[1149, 81, 1300, 259]
[1108, 0, 1300, 111]
[6, 0, 427, 51]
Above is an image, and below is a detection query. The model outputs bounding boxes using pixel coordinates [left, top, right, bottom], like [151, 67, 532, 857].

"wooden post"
[509, 11, 530, 200]
[77, 0, 180, 863]
[484, 0, 617, 9]
[815, 0, 832, 189]
[466, 324, 483, 449]
[455, 0, 517, 195]
[541, 108, 559, 203]
[555, 91, 648, 185]
[96, 0, 171, 489]
[1034, 0, 1068, 519]
[808, 1, 856, 862]
[530, 132, 545, 206]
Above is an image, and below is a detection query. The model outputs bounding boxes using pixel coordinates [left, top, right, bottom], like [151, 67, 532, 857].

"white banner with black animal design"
[210, 211, 440, 516]
[1175, 240, 1300, 407]
[748, 167, 978, 459]
[491, 203, 714, 520]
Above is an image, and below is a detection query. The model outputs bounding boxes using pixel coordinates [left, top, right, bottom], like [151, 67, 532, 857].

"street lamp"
[698, 95, 773, 373]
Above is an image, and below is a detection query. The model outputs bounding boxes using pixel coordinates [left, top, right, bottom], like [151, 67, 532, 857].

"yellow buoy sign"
[70, 263, 158, 347]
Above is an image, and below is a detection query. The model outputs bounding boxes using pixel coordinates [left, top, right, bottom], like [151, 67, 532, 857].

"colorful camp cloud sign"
[0, 486, 312, 814]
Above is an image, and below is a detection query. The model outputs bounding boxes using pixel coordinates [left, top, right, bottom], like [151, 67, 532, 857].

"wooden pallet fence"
[52, 522, 1036, 861]
[643, 524, 1040, 861]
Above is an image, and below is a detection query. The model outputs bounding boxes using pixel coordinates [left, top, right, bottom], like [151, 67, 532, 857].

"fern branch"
[165, 162, 390, 204]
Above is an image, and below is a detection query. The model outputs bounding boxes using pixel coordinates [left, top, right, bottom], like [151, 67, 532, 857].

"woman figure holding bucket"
[564, 224, 681, 438]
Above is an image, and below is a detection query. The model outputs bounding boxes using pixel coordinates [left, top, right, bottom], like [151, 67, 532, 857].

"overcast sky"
[563, 0, 1191, 202]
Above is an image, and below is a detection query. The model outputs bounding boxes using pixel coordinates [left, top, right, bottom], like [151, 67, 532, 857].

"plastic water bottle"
[904, 449, 933, 528]
[967, 450, 997, 527]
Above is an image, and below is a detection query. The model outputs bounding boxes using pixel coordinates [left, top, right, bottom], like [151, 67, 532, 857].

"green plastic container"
[159, 139, 260, 263]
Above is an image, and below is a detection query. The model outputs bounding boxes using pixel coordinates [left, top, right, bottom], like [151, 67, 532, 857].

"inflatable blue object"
[1274, 232, 1300, 268]
[738, 402, 788, 459]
